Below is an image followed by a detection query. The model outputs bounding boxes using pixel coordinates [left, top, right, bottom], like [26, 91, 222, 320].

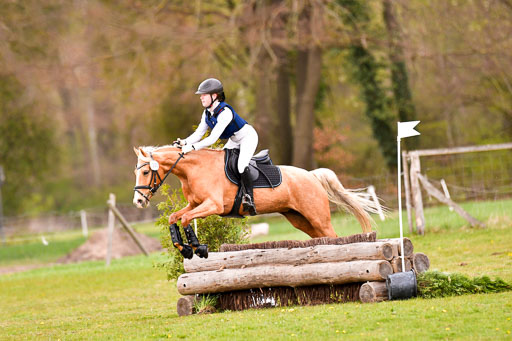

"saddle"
[224, 148, 282, 217]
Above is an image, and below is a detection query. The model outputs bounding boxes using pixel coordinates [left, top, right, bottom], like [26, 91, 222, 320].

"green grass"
[0, 222, 158, 267]
[1, 200, 512, 340]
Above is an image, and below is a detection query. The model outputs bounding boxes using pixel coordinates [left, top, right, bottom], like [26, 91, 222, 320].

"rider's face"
[200, 93, 217, 108]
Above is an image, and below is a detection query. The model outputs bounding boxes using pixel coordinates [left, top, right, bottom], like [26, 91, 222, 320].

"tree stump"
[177, 295, 196, 316]
[359, 281, 388, 303]
[412, 252, 430, 273]
[390, 257, 412, 273]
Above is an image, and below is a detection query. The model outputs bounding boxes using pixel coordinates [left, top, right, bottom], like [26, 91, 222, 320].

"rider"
[175, 78, 259, 215]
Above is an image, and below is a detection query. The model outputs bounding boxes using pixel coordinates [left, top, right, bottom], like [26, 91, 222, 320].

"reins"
[134, 151, 185, 201]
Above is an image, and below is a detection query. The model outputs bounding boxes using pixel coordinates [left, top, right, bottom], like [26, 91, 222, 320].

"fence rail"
[2, 204, 160, 237]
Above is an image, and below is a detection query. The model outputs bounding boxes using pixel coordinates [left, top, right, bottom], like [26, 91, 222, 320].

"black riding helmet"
[195, 78, 223, 94]
[195, 78, 226, 107]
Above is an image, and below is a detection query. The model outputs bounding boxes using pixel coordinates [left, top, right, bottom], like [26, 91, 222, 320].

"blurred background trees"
[1, 0, 512, 216]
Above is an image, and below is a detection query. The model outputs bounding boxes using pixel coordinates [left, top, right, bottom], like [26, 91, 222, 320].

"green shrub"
[417, 271, 512, 299]
[154, 185, 249, 280]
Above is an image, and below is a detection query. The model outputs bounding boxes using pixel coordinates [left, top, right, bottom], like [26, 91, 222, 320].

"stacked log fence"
[176, 232, 430, 316]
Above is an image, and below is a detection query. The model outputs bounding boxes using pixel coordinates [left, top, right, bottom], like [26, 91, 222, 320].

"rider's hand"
[172, 138, 187, 147]
[182, 144, 195, 154]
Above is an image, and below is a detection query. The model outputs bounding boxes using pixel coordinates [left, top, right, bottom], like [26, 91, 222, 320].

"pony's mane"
[139, 145, 174, 153]
[138, 145, 223, 154]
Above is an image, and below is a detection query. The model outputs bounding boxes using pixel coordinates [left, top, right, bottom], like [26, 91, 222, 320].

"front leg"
[168, 204, 194, 225]
[180, 198, 223, 226]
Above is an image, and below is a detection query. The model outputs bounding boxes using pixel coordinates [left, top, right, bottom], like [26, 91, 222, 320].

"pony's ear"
[133, 147, 139, 156]
[139, 147, 150, 158]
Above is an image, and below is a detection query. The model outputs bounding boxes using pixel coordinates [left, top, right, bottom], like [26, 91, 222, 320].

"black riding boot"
[241, 166, 257, 216]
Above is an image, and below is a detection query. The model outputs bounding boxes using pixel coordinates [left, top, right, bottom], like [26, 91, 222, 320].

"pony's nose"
[137, 198, 144, 206]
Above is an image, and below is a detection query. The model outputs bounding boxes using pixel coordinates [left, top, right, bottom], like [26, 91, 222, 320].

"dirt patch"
[0, 264, 47, 275]
[58, 227, 163, 264]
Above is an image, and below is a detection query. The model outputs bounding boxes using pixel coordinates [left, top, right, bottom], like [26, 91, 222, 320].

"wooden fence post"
[106, 193, 115, 266]
[80, 210, 88, 237]
[409, 152, 425, 235]
[417, 174, 485, 228]
[402, 151, 414, 233]
[107, 203, 149, 256]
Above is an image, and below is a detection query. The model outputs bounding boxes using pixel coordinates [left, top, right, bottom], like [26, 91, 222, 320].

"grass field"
[1, 199, 512, 340]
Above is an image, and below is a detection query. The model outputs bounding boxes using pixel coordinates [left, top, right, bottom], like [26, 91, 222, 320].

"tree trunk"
[184, 242, 394, 273]
[253, 50, 274, 151]
[177, 295, 196, 316]
[293, 46, 322, 169]
[390, 257, 412, 273]
[377, 237, 414, 257]
[412, 252, 430, 273]
[359, 281, 388, 303]
[177, 260, 393, 295]
[274, 52, 293, 165]
[383, 0, 418, 150]
[347, 45, 396, 170]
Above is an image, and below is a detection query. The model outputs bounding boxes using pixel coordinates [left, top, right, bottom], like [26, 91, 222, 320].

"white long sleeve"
[193, 108, 233, 150]
[184, 112, 209, 145]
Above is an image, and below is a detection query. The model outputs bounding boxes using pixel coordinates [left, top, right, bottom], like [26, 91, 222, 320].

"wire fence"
[420, 149, 512, 204]
[2, 145, 512, 239]
[2, 203, 160, 238]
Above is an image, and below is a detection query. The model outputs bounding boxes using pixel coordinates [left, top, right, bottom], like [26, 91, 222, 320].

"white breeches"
[223, 124, 259, 173]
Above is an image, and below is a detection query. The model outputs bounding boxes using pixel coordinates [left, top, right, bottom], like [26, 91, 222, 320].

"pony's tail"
[310, 168, 379, 233]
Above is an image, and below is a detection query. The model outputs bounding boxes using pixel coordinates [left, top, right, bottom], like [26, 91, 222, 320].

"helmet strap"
[207, 94, 218, 109]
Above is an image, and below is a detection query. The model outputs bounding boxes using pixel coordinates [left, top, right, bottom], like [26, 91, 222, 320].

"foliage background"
[154, 185, 248, 280]
[1, 0, 512, 215]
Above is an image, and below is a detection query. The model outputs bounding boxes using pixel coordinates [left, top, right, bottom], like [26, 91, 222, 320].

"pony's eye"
[143, 170, 150, 176]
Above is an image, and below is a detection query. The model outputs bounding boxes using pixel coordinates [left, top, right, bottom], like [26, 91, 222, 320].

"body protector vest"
[204, 102, 247, 139]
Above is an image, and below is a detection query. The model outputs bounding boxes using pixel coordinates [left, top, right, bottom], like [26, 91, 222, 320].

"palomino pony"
[133, 145, 378, 238]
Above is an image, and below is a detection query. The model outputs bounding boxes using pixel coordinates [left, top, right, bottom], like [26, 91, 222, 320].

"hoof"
[180, 245, 194, 259]
[194, 244, 208, 259]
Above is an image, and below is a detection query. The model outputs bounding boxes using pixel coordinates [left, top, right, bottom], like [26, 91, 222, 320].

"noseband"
[134, 152, 185, 202]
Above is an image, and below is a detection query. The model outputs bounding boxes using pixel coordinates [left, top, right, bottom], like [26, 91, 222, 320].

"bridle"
[133, 151, 185, 202]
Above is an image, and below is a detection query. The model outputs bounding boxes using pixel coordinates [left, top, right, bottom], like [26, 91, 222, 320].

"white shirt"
[184, 101, 234, 150]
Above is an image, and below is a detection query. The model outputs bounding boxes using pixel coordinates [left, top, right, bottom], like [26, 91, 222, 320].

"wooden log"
[359, 281, 388, 303]
[417, 173, 486, 228]
[177, 260, 393, 295]
[107, 201, 149, 255]
[411, 252, 430, 273]
[184, 242, 394, 273]
[412, 142, 512, 157]
[390, 257, 412, 273]
[177, 295, 196, 316]
[377, 238, 413, 257]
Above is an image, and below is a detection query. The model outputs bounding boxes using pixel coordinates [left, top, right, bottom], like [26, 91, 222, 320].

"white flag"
[398, 121, 420, 139]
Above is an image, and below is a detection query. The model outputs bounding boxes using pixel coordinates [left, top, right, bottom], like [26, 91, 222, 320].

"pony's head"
[133, 146, 157, 208]
[133, 145, 185, 208]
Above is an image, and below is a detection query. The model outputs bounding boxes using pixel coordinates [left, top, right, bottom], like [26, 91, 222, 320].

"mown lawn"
[1, 199, 512, 340]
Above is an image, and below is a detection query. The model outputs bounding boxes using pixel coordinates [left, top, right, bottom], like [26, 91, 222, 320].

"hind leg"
[282, 210, 337, 238]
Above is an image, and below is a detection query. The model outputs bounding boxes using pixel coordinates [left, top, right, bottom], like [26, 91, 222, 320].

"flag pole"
[397, 133, 406, 272]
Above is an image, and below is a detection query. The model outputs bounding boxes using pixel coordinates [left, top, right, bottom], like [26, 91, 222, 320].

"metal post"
[397, 137, 405, 272]
[0, 166, 5, 245]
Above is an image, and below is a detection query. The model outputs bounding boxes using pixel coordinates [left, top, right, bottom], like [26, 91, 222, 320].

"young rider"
[174, 78, 259, 215]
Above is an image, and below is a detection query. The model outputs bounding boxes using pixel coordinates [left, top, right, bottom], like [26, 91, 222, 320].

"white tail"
[310, 168, 380, 233]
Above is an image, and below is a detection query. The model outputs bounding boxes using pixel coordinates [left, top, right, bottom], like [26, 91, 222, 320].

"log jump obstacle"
[176, 232, 430, 316]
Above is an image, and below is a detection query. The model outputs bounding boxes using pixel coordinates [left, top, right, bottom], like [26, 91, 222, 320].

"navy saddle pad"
[224, 149, 282, 188]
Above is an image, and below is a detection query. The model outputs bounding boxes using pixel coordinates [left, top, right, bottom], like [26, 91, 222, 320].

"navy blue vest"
[204, 102, 247, 139]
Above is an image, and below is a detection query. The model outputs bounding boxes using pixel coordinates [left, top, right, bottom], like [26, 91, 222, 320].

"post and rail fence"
[1, 142, 511, 240]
